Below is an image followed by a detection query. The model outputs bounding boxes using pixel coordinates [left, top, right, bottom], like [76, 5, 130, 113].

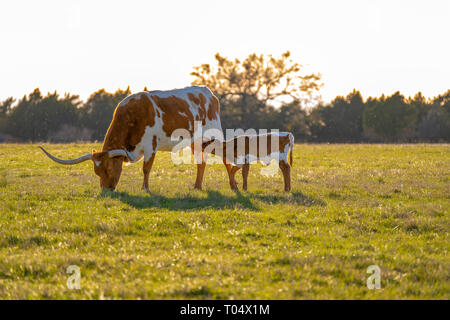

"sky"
[1, 0, 449, 104]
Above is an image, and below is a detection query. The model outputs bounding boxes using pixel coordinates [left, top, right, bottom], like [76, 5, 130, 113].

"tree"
[191, 52, 321, 134]
[433, 90, 450, 114]
[418, 90, 450, 141]
[0, 97, 15, 117]
[363, 92, 418, 141]
[309, 90, 365, 142]
[417, 103, 449, 141]
[0, 97, 15, 134]
[409, 92, 430, 123]
[7, 89, 81, 141]
[191, 51, 321, 104]
[79, 87, 131, 141]
[274, 100, 310, 141]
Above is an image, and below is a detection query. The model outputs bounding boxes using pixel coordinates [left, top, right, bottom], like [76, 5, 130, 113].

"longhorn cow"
[40, 86, 236, 191]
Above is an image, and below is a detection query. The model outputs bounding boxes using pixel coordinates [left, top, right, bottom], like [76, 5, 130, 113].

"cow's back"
[115, 86, 222, 155]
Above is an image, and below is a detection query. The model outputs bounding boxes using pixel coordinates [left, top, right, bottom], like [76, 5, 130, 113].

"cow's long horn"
[108, 149, 135, 162]
[39, 147, 92, 165]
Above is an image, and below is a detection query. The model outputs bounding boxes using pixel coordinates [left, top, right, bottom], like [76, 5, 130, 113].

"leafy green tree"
[417, 102, 449, 141]
[409, 92, 431, 123]
[273, 100, 310, 141]
[363, 92, 418, 141]
[309, 90, 365, 142]
[433, 90, 450, 114]
[0, 97, 15, 117]
[7, 89, 80, 141]
[427, 90, 450, 140]
[0, 97, 15, 133]
[219, 94, 275, 130]
[79, 87, 131, 141]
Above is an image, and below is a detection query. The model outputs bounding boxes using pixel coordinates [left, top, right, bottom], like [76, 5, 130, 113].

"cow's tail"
[289, 133, 294, 167]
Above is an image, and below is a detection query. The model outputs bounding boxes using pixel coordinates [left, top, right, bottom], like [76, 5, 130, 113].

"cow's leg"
[279, 160, 291, 192]
[224, 162, 239, 190]
[231, 165, 241, 182]
[242, 164, 250, 191]
[194, 152, 207, 190]
[142, 152, 156, 192]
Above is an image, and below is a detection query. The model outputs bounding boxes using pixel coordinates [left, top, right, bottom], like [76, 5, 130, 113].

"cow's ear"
[92, 149, 97, 153]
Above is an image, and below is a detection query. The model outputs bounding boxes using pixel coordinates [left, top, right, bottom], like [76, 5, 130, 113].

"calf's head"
[40, 147, 135, 191]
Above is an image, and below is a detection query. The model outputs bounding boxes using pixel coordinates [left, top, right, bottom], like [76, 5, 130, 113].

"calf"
[202, 132, 294, 191]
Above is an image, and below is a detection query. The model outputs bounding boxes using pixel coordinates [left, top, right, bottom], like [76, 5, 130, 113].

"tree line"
[0, 52, 449, 143]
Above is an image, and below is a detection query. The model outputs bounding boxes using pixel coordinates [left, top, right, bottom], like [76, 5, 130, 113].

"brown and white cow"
[40, 86, 235, 191]
[202, 132, 294, 191]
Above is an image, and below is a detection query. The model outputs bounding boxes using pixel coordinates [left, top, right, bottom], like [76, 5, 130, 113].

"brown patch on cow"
[279, 136, 290, 154]
[151, 95, 194, 137]
[198, 94, 208, 125]
[156, 109, 161, 118]
[103, 94, 156, 152]
[199, 93, 206, 108]
[152, 135, 157, 151]
[188, 92, 207, 125]
[188, 92, 200, 105]
[207, 95, 219, 121]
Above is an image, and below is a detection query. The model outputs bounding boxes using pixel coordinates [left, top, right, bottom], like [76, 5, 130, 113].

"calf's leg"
[242, 164, 250, 191]
[224, 162, 238, 190]
[279, 161, 291, 192]
[231, 166, 241, 188]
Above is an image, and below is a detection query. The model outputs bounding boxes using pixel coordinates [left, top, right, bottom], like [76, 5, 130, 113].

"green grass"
[0, 143, 448, 299]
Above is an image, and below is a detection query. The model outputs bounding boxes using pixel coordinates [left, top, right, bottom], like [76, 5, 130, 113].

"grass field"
[0, 143, 448, 299]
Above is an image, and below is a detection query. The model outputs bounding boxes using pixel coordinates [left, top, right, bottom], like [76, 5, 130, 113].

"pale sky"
[1, 0, 449, 104]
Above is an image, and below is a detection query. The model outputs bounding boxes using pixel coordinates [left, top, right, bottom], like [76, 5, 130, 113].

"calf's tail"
[289, 133, 294, 167]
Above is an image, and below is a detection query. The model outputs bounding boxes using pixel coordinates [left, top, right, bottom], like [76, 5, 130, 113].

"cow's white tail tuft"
[288, 133, 294, 167]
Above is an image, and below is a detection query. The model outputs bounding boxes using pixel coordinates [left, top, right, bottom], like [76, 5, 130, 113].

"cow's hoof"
[142, 186, 150, 193]
[194, 185, 202, 190]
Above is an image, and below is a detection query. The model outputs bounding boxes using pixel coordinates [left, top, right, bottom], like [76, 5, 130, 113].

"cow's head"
[39, 147, 135, 191]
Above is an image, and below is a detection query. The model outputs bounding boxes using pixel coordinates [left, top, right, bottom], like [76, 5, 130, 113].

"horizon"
[1, 0, 449, 103]
[6, 85, 449, 107]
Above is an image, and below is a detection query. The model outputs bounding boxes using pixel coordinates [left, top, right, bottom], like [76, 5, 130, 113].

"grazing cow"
[40, 86, 235, 191]
[202, 132, 294, 191]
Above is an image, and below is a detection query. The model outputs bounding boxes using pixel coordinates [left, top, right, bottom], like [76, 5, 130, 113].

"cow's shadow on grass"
[251, 191, 326, 207]
[104, 190, 258, 211]
[103, 189, 325, 211]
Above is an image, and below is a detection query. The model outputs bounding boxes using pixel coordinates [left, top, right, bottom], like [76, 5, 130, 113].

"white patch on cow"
[132, 126, 156, 162]
[284, 142, 290, 155]
[94, 160, 101, 167]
